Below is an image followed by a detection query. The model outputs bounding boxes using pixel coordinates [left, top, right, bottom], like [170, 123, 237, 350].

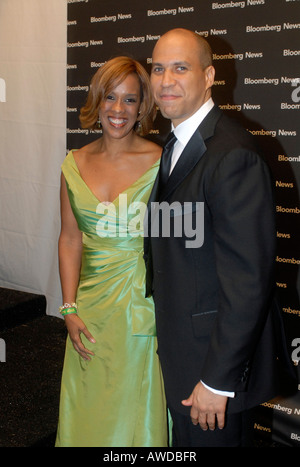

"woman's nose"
[111, 98, 124, 112]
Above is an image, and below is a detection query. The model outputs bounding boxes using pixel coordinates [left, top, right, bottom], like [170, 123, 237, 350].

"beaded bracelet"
[59, 302, 78, 316]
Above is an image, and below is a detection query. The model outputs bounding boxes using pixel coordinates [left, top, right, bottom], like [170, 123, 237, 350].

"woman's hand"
[64, 314, 96, 360]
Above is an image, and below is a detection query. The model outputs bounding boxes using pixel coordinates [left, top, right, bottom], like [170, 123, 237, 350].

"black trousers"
[169, 405, 255, 447]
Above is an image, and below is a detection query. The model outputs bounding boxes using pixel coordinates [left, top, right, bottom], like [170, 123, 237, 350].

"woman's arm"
[59, 173, 82, 303]
[59, 173, 95, 360]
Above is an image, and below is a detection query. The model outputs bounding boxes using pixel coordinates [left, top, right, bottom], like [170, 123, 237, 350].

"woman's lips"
[108, 117, 127, 127]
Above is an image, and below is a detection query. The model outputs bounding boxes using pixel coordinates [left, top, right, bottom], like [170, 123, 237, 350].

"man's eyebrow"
[173, 61, 190, 67]
[152, 61, 191, 67]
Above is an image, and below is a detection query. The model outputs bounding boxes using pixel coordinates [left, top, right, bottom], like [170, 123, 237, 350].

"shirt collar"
[172, 98, 214, 146]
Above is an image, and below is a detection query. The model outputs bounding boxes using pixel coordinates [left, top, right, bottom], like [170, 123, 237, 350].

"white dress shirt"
[169, 98, 214, 174]
[168, 98, 234, 398]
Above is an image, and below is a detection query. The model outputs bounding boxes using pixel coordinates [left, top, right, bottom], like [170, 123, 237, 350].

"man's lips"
[159, 94, 180, 101]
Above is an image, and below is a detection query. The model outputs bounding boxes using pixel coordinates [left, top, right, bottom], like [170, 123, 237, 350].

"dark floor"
[0, 287, 292, 448]
[0, 288, 66, 447]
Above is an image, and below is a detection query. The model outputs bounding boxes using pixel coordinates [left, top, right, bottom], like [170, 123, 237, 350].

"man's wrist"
[201, 380, 235, 398]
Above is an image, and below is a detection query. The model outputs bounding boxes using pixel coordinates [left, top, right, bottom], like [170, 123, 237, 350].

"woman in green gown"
[55, 57, 169, 447]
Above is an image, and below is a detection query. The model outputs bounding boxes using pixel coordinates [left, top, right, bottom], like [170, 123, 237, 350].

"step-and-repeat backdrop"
[66, 0, 300, 446]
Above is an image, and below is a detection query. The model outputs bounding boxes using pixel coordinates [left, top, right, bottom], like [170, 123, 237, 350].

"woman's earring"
[135, 120, 142, 132]
[135, 111, 141, 132]
[96, 118, 102, 129]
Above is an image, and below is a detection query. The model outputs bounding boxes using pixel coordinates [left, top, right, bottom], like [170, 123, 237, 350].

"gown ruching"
[55, 150, 168, 447]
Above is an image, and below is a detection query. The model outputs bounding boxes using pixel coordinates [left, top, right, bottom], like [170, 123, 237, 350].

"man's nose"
[161, 69, 175, 87]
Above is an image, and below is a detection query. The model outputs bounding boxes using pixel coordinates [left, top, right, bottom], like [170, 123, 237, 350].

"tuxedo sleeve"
[200, 148, 276, 392]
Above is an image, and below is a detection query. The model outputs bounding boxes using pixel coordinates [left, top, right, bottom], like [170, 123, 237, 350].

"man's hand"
[181, 382, 228, 431]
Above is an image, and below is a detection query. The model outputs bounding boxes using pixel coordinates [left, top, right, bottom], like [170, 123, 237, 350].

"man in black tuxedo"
[144, 28, 293, 447]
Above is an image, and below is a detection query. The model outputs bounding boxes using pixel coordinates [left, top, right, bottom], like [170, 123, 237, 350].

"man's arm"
[201, 148, 276, 391]
[182, 149, 275, 429]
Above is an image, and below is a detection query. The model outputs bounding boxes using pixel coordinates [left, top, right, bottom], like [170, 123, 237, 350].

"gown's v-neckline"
[70, 150, 160, 206]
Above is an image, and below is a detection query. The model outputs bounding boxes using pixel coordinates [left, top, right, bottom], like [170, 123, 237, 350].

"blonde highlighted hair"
[79, 56, 156, 136]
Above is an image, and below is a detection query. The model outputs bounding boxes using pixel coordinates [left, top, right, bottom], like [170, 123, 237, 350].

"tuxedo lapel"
[158, 105, 222, 201]
[159, 131, 206, 201]
[147, 172, 159, 207]
[198, 104, 222, 141]
[144, 173, 159, 258]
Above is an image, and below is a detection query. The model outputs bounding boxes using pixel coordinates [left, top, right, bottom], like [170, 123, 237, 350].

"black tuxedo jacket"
[144, 105, 294, 415]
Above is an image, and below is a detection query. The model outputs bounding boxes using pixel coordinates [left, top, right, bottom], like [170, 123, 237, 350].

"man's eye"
[152, 67, 163, 73]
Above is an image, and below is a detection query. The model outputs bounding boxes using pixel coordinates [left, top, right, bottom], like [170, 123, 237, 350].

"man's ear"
[205, 65, 215, 90]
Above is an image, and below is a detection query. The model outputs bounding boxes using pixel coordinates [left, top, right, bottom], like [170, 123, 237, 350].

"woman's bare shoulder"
[73, 139, 100, 161]
[137, 136, 162, 161]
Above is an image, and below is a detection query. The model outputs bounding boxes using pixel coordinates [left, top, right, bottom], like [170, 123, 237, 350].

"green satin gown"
[55, 150, 169, 447]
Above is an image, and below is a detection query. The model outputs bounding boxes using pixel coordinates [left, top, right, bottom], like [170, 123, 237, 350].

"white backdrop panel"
[0, 0, 67, 316]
